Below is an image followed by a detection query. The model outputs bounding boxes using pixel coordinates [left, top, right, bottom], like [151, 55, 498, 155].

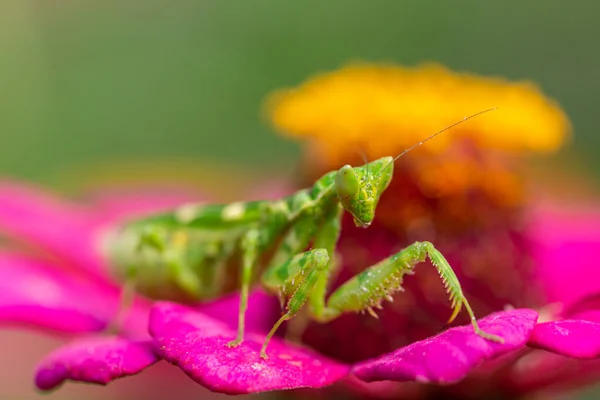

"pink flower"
[0, 181, 169, 390]
[2, 178, 599, 398]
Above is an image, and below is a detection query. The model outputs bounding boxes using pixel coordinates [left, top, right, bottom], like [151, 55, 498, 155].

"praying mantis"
[105, 108, 503, 359]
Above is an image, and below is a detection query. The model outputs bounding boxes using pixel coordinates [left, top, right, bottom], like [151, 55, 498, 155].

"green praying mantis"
[105, 108, 504, 359]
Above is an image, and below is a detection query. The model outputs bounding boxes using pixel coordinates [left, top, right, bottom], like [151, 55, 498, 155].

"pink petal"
[529, 205, 600, 305]
[353, 309, 538, 384]
[35, 336, 159, 390]
[0, 181, 103, 275]
[0, 251, 150, 338]
[0, 180, 204, 276]
[149, 302, 350, 394]
[528, 319, 600, 359]
[561, 293, 600, 322]
[89, 187, 198, 224]
[0, 252, 113, 333]
[242, 179, 294, 201]
[508, 349, 600, 393]
[198, 289, 280, 334]
[570, 310, 600, 323]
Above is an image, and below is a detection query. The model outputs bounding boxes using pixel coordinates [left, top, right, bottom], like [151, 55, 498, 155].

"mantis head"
[335, 156, 394, 228]
[333, 109, 499, 228]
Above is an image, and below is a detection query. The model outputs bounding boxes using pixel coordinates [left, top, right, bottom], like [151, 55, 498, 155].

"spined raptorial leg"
[260, 248, 331, 358]
[284, 205, 344, 344]
[256, 210, 324, 347]
[312, 241, 504, 343]
[259, 205, 342, 356]
[283, 254, 342, 344]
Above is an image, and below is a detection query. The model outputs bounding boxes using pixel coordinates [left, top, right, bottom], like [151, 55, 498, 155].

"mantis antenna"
[382, 107, 498, 171]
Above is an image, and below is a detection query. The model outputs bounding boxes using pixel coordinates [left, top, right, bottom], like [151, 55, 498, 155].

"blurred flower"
[268, 62, 569, 156]
[0, 183, 179, 390]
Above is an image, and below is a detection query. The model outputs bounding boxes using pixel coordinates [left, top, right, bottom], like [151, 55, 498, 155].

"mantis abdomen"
[104, 201, 276, 302]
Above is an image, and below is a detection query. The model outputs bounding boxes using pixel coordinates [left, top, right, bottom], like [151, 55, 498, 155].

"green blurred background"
[1, 1, 599, 399]
[2, 0, 599, 187]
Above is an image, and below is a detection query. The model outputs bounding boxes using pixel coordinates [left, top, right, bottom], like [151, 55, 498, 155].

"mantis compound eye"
[335, 165, 360, 201]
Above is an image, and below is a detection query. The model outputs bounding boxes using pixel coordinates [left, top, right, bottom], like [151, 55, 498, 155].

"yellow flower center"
[265, 63, 571, 217]
[266, 63, 570, 163]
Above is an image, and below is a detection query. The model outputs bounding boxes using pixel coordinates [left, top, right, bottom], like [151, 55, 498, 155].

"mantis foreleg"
[260, 248, 330, 358]
[321, 241, 504, 342]
[261, 209, 321, 304]
[258, 205, 344, 356]
[259, 240, 502, 357]
[307, 204, 343, 319]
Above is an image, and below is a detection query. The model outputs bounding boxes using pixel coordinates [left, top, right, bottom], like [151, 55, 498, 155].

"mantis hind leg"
[106, 265, 138, 334]
[109, 227, 203, 334]
[227, 229, 260, 347]
[104, 228, 158, 334]
[138, 226, 203, 298]
[316, 241, 504, 343]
